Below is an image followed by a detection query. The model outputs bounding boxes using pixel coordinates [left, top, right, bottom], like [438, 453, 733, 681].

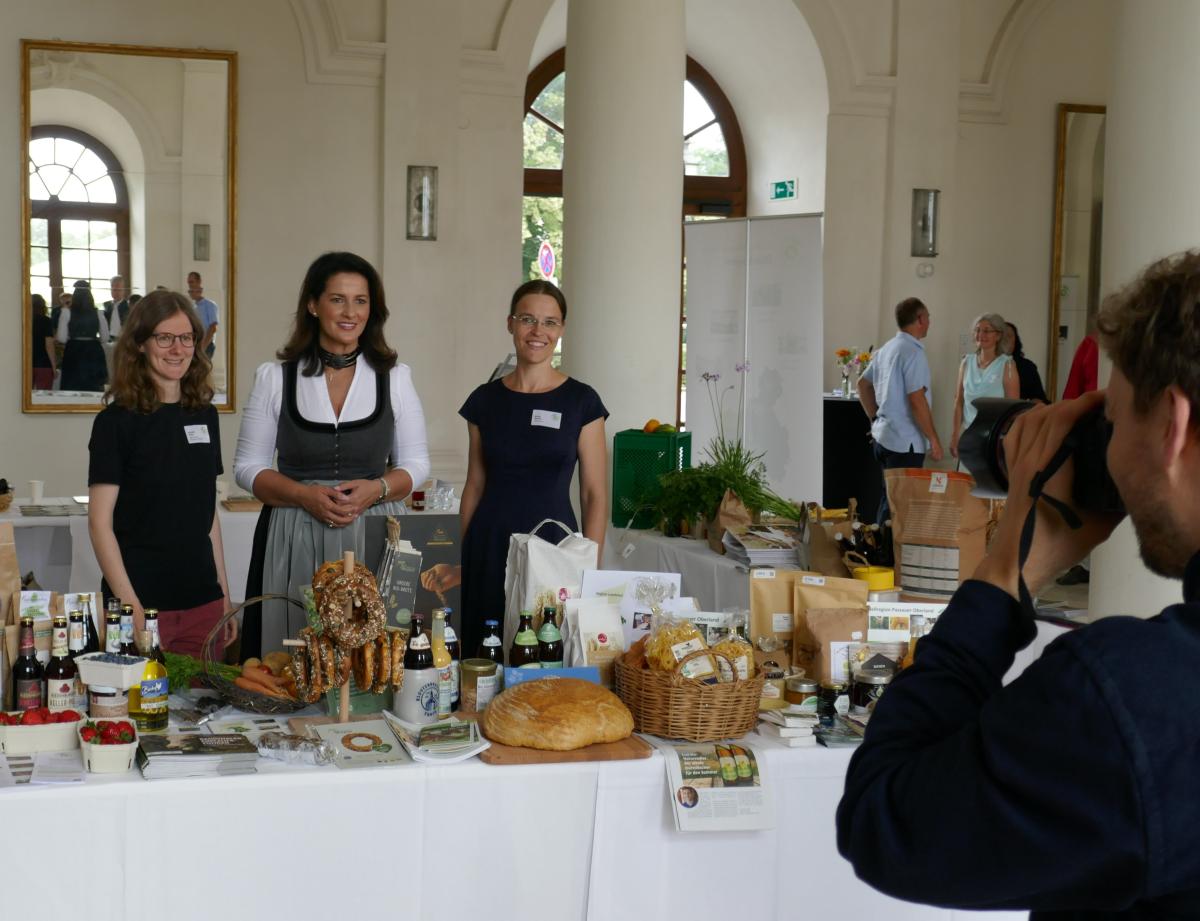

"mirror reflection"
[1047, 103, 1105, 399]
[23, 40, 235, 411]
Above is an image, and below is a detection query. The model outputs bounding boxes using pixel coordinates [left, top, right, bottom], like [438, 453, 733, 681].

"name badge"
[184, 424, 211, 444]
[531, 410, 562, 429]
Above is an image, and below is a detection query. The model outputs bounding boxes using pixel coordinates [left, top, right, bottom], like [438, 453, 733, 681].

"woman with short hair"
[950, 312, 1020, 458]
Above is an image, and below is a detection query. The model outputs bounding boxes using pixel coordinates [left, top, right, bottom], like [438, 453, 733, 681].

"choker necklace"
[319, 346, 360, 370]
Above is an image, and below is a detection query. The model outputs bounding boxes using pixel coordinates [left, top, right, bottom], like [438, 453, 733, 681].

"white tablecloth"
[603, 525, 754, 611]
[0, 734, 1023, 921]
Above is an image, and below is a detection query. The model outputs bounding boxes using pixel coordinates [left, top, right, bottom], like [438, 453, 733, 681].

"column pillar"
[1088, 0, 1200, 616]
[561, 0, 685, 434]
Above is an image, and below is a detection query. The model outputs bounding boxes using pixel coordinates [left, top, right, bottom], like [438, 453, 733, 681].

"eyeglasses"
[974, 327, 999, 336]
[150, 332, 196, 348]
[513, 314, 562, 331]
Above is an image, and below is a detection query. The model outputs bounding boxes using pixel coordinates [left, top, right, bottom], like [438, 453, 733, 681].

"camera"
[957, 398, 1124, 515]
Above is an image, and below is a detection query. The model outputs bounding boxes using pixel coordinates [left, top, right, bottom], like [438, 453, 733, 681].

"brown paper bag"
[885, 469, 992, 601]
[796, 607, 869, 684]
[808, 521, 852, 577]
[0, 523, 21, 627]
[749, 568, 808, 664]
[790, 573, 869, 676]
[707, 489, 753, 555]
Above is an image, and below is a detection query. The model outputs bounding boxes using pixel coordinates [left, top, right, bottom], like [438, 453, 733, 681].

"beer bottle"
[67, 609, 89, 710]
[45, 613, 77, 711]
[12, 615, 45, 711]
[730, 744, 754, 784]
[431, 610, 453, 720]
[119, 604, 138, 656]
[900, 615, 926, 671]
[509, 611, 539, 668]
[442, 608, 461, 712]
[396, 615, 438, 725]
[104, 607, 123, 654]
[537, 607, 563, 669]
[715, 744, 738, 785]
[81, 596, 101, 654]
[478, 619, 504, 666]
[128, 610, 168, 731]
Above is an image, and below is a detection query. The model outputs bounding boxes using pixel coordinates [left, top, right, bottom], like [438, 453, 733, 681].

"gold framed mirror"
[21, 39, 237, 413]
[1047, 103, 1105, 399]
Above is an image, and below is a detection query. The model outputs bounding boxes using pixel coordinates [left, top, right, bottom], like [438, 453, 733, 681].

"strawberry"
[60, 709, 81, 722]
[80, 725, 97, 743]
[115, 720, 135, 736]
[0, 713, 11, 726]
[21, 709, 46, 725]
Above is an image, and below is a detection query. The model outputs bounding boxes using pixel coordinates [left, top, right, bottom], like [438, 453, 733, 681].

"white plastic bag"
[502, 519, 597, 652]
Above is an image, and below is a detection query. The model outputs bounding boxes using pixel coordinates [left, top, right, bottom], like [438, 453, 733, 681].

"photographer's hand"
[974, 390, 1124, 599]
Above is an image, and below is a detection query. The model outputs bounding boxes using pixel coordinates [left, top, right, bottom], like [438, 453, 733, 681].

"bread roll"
[482, 678, 634, 751]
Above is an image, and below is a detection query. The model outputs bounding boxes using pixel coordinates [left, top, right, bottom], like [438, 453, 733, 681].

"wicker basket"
[199, 594, 308, 715]
[615, 649, 766, 742]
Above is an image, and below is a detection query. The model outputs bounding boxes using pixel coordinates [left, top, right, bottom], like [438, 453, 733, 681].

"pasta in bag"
[710, 613, 755, 682]
[645, 613, 717, 682]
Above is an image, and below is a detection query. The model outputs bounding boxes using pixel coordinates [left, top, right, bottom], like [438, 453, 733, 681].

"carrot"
[238, 666, 285, 692]
[234, 675, 285, 697]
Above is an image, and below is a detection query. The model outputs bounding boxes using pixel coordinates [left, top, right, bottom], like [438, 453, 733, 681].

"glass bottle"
[430, 610, 453, 720]
[12, 615, 45, 711]
[715, 744, 738, 785]
[537, 606, 563, 669]
[67, 609, 89, 710]
[45, 613, 77, 711]
[900, 615, 926, 671]
[127, 610, 168, 731]
[104, 607, 123, 654]
[81, 596, 101, 654]
[396, 615, 438, 725]
[442, 608, 461, 712]
[119, 604, 138, 656]
[478, 619, 504, 665]
[510, 611, 539, 668]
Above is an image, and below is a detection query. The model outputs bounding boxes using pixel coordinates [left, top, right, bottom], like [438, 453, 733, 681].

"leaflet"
[650, 736, 775, 833]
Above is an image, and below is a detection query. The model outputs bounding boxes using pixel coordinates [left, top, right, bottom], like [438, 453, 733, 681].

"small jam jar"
[850, 670, 893, 713]
[818, 680, 847, 727]
[88, 685, 129, 719]
[784, 677, 819, 712]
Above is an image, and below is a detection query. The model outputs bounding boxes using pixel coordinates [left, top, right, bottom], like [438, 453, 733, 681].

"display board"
[684, 215, 824, 503]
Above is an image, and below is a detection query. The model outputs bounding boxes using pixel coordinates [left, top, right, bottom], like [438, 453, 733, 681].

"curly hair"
[278, 252, 397, 377]
[106, 290, 213, 413]
[1099, 250, 1200, 418]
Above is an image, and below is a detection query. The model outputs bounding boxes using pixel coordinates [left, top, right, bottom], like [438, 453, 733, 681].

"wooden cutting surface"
[478, 733, 653, 765]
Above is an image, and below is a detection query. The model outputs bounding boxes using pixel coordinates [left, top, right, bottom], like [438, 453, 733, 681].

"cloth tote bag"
[502, 519, 598, 653]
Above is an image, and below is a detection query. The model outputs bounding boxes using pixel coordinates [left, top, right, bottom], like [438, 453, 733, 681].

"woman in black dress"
[1002, 322, 1048, 403]
[57, 281, 109, 392]
[457, 280, 608, 657]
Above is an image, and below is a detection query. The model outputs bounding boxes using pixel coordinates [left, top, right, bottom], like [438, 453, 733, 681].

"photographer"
[837, 251, 1200, 917]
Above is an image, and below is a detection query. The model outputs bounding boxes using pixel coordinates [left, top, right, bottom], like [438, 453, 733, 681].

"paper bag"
[885, 469, 991, 600]
[790, 573, 869, 677]
[795, 608, 869, 684]
[707, 489, 753, 555]
[503, 519, 597, 652]
[748, 569, 810, 666]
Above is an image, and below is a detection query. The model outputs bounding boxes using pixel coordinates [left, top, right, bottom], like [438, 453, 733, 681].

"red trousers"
[157, 598, 227, 660]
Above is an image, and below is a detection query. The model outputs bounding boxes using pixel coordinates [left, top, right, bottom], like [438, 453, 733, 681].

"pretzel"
[320, 636, 337, 688]
[372, 631, 392, 694]
[316, 563, 386, 650]
[390, 629, 405, 689]
[353, 641, 375, 693]
[304, 629, 327, 695]
[291, 646, 311, 701]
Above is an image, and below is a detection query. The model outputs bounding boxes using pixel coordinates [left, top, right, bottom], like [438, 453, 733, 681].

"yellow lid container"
[851, 566, 894, 591]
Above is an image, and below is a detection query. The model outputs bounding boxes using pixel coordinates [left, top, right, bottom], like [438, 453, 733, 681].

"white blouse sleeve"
[56, 309, 69, 344]
[233, 362, 284, 494]
[98, 311, 110, 343]
[389, 364, 431, 490]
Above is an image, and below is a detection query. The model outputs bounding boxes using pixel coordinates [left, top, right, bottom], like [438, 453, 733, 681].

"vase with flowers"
[834, 347, 873, 397]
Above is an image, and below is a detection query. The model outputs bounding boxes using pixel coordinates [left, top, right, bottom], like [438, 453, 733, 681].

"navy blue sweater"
[837, 553, 1200, 919]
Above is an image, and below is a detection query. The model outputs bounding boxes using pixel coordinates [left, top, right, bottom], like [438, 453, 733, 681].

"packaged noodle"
[710, 613, 755, 682]
[645, 613, 717, 681]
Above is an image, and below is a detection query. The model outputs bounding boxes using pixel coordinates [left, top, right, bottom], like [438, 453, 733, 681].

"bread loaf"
[482, 678, 634, 751]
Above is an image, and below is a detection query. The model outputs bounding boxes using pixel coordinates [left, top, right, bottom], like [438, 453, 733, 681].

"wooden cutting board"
[479, 734, 653, 766]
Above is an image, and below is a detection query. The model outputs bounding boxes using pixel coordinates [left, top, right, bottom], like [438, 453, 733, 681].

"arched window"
[523, 50, 746, 424]
[28, 125, 130, 307]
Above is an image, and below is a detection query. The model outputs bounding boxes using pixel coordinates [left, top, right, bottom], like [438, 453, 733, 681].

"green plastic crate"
[611, 429, 692, 529]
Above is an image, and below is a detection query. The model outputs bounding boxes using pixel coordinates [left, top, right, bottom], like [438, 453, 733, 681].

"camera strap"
[1017, 438, 1084, 625]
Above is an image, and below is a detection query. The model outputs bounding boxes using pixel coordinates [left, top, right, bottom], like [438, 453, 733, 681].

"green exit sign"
[770, 179, 796, 201]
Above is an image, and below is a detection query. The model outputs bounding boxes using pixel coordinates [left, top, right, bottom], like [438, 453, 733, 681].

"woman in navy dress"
[457, 280, 608, 658]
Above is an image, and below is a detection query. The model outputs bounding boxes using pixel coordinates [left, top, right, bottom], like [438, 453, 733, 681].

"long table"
[0, 732, 1023, 921]
[603, 525, 752, 612]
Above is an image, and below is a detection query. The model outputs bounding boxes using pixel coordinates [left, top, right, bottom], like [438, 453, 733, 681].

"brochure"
[311, 719, 410, 769]
[651, 736, 775, 832]
[866, 601, 946, 643]
[580, 569, 682, 647]
[30, 750, 85, 784]
[205, 715, 291, 746]
[381, 712, 490, 764]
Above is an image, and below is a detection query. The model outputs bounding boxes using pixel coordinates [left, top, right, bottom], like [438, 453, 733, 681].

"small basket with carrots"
[199, 594, 308, 715]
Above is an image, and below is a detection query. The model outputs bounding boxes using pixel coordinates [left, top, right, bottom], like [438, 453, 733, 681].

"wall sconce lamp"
[911, 188, 940, 257]
[407, 165, 438, 241]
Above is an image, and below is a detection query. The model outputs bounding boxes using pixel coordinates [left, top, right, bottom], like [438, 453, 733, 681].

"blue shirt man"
[187, 271, 219, 358]
[857, 297, 944, 524]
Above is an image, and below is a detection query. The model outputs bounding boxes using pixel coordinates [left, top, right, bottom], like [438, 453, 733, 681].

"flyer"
[580, 569, 682, 646]
[651, 736, 775, 832]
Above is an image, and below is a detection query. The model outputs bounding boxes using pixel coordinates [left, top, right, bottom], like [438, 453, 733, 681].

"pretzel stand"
[337, 551, 354, 721]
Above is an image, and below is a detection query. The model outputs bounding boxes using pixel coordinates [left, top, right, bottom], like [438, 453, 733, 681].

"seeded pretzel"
[372, 631, 392, 694]
[316, 564, 386, 650]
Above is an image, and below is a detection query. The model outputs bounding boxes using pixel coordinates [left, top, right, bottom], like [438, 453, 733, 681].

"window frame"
[29, 124, 131, 300]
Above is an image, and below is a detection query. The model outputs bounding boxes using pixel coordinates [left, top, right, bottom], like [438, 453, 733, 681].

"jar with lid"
[88, 685, 130, 719]
[850, 670, 893, 713]
[817, 680, 848, 727]
[784, 677, 819, 712]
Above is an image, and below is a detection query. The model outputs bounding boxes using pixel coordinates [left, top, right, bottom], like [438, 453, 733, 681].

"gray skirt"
[258, 480, 407, 654]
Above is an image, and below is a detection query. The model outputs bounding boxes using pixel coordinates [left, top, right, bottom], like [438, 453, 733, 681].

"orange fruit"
[643, 418, 661, 433]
